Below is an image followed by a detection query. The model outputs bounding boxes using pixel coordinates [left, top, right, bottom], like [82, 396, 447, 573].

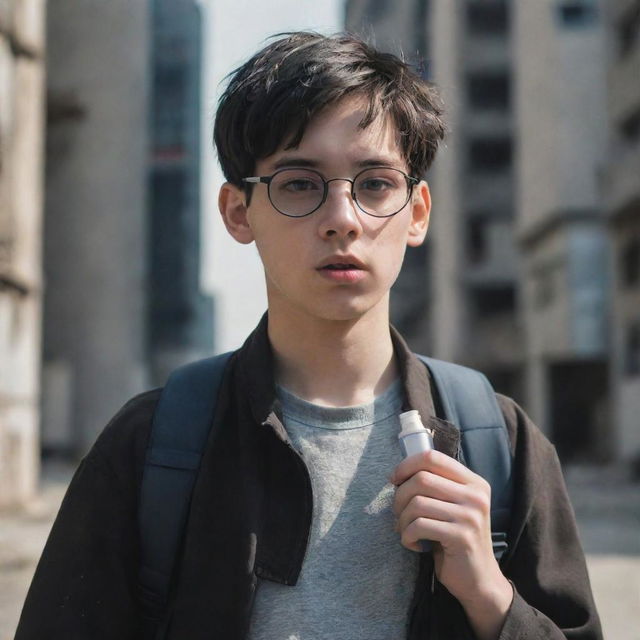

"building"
[0, 0, 46, 508]
[42, 0, 211, 456]
[514, 0, 610, 460]
[41, 1, 151, 456]
[148, 0, 213, 384]
[604, 0, 640, 464]
[346, 0, 524, 400]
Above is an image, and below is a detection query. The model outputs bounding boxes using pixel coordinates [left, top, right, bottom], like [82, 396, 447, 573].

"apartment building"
[605, 0, 640, 463]
[514, 0, 610, 460]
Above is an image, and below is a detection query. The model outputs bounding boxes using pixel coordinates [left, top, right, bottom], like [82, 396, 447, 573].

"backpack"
[137, 352, 514, 638]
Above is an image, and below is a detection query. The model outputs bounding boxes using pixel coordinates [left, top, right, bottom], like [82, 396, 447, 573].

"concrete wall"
[604, 0, 640, 463]
[42, 1, 150, 454]
[515, 0, 610, 437]
[0, 0, 46, 507]
[515, 0, 608, 235]
[429, 1, 467, 363]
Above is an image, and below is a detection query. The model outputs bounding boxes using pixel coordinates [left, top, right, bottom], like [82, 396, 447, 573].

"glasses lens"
[354, 168, 410, 217]
[269, 169, 324, 217]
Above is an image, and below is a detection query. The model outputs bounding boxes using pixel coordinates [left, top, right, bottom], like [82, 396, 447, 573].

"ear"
[218, 182, 255, 244]
[406, 181, 431, 248]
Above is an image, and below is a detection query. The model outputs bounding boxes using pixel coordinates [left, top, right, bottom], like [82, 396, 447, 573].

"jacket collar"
[235, 312, 461, 458]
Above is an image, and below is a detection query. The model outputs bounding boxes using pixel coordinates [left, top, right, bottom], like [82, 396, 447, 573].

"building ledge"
[517, 208, 603, 250]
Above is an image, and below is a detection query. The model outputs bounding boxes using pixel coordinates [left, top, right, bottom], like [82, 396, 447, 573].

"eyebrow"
[270, 155, 405, 171]
[271, 156, 319, 170]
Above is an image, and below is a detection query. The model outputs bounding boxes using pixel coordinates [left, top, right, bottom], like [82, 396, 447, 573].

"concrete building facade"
[0, 0, 46, 508]
[41, 1, 151, 455]
[431, 1, 522, 403]
[604, 0, 640, 463]
[514, 0, 610, 460]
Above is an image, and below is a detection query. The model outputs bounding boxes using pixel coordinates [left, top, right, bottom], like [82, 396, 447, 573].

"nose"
[317, 178, 363, 240]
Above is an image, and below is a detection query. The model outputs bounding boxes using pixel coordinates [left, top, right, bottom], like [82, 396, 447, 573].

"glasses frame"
[242, 166, 420, 218]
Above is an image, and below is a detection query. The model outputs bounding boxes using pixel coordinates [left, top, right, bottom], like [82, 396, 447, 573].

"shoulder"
[495, 393, 557, 464]
[86, 388, 162, 494]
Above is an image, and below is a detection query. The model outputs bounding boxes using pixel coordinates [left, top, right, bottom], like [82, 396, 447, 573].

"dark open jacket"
[16, 317, 602, 639]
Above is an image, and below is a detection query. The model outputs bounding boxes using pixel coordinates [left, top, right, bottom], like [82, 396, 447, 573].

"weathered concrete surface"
[0, 463, 638, 639]
[0, 0, 46, 510]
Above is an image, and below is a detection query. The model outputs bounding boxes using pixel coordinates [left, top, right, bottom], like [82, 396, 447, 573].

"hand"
[391, 449, 513, 640]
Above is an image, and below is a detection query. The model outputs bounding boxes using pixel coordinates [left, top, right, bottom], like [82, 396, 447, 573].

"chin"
[308, 297, 386, 323]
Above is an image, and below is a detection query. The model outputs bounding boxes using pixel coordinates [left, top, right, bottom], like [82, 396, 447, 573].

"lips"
[316, 256, 367, 283]
[321, 263, 360, 270]
[317, 255, 366, 271]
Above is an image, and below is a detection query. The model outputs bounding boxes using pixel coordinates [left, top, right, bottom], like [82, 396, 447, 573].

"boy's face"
[219, 96, 431, 325]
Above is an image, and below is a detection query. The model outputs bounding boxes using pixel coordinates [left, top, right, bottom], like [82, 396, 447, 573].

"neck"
[267, 299, 398, 408]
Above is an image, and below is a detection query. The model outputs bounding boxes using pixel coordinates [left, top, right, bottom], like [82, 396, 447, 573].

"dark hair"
[214, 31, 446, 189]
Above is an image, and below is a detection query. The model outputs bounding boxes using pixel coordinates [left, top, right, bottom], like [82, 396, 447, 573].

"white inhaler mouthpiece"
[398, 410, 434, 458]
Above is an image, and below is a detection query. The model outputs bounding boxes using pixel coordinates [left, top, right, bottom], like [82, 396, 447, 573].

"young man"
[16, 32, 601, 639]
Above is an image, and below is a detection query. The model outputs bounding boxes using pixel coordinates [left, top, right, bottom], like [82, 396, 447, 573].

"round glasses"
[242, 167, 419, 218]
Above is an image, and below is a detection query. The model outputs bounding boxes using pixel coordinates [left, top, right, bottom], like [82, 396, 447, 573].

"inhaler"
[398, 409, 434, 552]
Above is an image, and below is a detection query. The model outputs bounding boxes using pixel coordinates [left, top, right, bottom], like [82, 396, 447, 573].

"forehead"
[258, 96, 407, 173]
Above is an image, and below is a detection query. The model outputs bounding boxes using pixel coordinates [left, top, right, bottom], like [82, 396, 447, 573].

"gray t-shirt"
[247, 381, 420, 640]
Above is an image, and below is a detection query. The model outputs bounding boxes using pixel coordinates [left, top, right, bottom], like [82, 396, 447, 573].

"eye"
[272, 169, 324, 194]
[360, 177, 393, 192]
[282, 178, 320, 192]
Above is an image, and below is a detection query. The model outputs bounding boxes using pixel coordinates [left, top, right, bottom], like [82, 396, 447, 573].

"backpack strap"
[416, 355, 513, 560]
[138, 351, 233, 638]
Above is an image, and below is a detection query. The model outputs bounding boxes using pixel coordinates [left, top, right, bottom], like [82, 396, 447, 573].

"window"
[556, 1, 598, 28]
[624, 321, 640, 376]
[620, 110, 640, 145]
[620, 237, 640, 288]
[467, 72, 510, 110]
[153, 65, 188, 154]
[470, 285, 516, 316]
[617, 2, 640, 57]
[467, 216, 489, 265]
[469, 137, 512, 172]
[467, 2, 509, 35]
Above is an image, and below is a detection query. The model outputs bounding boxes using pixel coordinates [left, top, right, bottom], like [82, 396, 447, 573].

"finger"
[400, 517, 460, 551]
[395, 494, 464, 533]
[392, 470, 470, 516]
[391, 449, 479, 487]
